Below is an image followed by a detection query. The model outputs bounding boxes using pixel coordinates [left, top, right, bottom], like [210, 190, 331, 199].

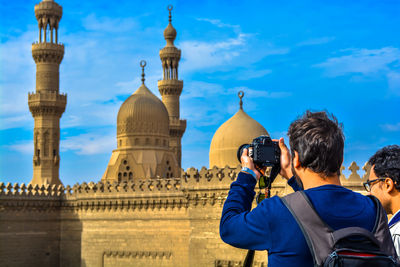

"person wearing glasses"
[220, 111, 393, 266]
[364, 145, 400, 255]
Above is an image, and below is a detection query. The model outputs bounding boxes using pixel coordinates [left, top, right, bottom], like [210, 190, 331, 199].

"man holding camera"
[220, 111, 396, 266]
[365, 145, 400, 255]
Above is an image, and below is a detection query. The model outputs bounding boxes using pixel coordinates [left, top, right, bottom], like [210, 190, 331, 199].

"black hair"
[288, 110, 344, 177]
[368, 145, 400, 191]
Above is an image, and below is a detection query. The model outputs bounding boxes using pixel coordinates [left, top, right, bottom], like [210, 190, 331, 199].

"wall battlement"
[0, 161, 371, 199]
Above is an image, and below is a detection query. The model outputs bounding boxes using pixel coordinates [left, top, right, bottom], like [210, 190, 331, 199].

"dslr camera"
[237, 135, 281, 168]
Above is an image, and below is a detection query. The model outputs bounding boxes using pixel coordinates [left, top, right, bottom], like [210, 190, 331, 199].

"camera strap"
[244, 165, 281, 267]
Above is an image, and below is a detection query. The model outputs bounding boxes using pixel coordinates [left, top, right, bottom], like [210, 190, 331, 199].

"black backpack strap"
[281, 191, 334, 267]
[367, 195, 399, 259]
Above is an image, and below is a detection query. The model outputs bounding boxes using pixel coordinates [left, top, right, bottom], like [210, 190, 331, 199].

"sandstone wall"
[0, 162, 370, 267]
[0, 184, 63, 267]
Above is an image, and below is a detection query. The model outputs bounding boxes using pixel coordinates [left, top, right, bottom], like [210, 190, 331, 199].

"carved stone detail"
[32, 43, 64, 63]
[215, 259, 266, 267]
[0, 163, 370, 213]
[103, 250, 172, 260]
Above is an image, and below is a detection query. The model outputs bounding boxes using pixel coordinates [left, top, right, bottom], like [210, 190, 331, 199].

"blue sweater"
[220, 172, 377, 267]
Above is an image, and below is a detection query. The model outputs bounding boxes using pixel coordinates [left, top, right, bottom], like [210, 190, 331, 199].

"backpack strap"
[332, 227, 381, 247]
[282, 192, 400, 266]
[281, 191, 334, 267]
[367, 195, 398, 258]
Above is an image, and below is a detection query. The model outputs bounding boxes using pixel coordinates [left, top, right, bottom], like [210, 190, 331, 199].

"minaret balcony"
[32, 42, 64, 53]
[169, 119, 186, 137]
[32, 43, 64, 63]
[159, 47, 181, 59]
[28, 91, 67, 109]
[29, 91, 66, 100]
[158, 80, 183, 95]
[170, 117, 186, 128]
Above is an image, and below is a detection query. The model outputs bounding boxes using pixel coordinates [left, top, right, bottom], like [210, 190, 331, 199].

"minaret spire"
[168, 5, 172, 23]
[28, 0, 66, 185]
[158, 5, 186, 169]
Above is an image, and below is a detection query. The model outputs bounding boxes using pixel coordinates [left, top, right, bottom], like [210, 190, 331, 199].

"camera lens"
[237, 144, 250, 163]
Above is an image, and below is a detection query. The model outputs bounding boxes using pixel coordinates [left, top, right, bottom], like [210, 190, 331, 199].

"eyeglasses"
[363, 178, 386, 192]
[256, 176, 272, 203]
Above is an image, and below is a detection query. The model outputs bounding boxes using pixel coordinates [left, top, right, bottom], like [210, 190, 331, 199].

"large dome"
[209, 93, 269, 168]
[103, 61, 180, 182]
[117, 84, 169, 137]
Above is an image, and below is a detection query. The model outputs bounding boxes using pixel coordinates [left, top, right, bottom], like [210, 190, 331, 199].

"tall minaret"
[28, 0, 66, 185]
[158, 5, 186, 168]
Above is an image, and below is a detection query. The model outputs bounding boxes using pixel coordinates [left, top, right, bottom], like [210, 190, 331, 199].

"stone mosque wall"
[0, 162, 370, 267]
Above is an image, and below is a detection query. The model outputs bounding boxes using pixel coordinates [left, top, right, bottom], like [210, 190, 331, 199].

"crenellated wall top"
[0, 162, 371, 199]
[181, 161, 371, 190]
[0, 182, 64, 198]
[0, 179, 182, 199]
[64, 179, 182, 197]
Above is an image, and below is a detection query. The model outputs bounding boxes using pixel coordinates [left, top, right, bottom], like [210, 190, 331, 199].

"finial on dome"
[140, 60, 147, 84]
[238, 91, 244, 110]
[168, 5, 173, 23]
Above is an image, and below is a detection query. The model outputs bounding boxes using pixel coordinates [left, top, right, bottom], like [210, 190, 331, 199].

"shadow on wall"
[60, 203, 82, 267]
[0, 184, 82, 267]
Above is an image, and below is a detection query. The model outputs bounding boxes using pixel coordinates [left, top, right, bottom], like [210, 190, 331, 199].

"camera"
[237, 135, 281, 168]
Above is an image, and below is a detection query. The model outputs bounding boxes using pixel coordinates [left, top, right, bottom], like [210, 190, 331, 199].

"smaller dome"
[117, 84, 169, 137]
[209, 92, 269, 168]
[164, 23, 177, 44]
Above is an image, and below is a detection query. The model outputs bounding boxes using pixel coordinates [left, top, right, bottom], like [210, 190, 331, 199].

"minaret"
[28, 0, 66, 185]
[158, 5, 186, 168]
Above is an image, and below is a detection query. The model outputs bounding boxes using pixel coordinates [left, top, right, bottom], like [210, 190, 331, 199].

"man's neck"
[299, 168, 341, 190]
[389, 194, 400, 215]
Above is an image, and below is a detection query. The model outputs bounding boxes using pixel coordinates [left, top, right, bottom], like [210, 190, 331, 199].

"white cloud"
[115, 72, 163, 97]
[0, 114, 32, 130]
[387, 71, 400, 96]
[314, 47, 400, 77]
[380, 122, 400, 132]
[236, 69, 272, 80]
[180, 81, 231, 126]
[82, 14, 137, 33]
[231, 87, 292, 99]
[297, 37, 335, 47]
[0, 29, 36, 122]
[6, 141, 33, 155]
[61, 132, 115, 155]
[181, 81, 228, 99]
[180, 33, 248, 72]
[196, 18, 239, 30]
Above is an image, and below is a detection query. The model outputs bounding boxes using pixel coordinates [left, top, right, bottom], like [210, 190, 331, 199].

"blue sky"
[1, 0, 399, 185]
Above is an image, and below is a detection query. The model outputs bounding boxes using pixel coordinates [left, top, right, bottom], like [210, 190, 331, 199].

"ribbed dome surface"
[117, 84, 169, 136]
[209, 109, 269, 168]
[164, 23, 177, 44]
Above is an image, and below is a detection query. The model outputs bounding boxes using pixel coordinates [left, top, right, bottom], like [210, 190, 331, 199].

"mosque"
[0, 0, 369, 266]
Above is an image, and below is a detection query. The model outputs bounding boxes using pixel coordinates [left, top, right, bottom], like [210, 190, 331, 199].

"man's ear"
[386, 178, 397, 194]
[293, 151, 301, 168]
